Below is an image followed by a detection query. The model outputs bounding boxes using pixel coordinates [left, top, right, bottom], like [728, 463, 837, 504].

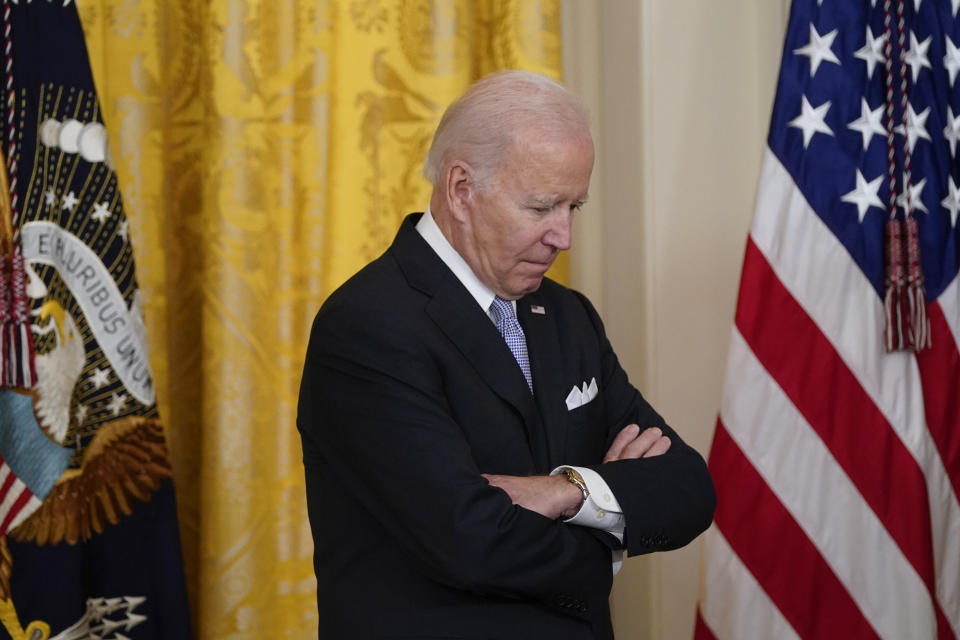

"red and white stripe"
[697, 149, 960, 639]
[696, 525, 801, 640]
[0, 458, 41, 536]
[939, 277, 960, 350]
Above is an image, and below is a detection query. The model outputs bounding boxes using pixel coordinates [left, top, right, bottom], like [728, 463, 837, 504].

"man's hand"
[482, 425, 670, 519]
[482, 474, 584, 519]
[603, 424, 671, 462]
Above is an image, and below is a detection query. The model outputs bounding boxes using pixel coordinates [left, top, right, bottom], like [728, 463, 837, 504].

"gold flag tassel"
[881, 0, 930, 353]
[904, 215, 931, 350]
[0, 147, 35, 387]
[883, 217, 907, 351]
[882, 210, 931, 355]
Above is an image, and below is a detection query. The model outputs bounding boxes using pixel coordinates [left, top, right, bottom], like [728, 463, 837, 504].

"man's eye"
[571, 203, 583, 213]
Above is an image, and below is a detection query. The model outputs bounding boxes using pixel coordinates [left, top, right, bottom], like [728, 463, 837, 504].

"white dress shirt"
[416, 208, 626, 571]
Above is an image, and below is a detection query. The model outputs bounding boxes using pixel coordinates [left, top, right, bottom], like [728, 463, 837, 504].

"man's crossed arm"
[482, 425, 670, 520]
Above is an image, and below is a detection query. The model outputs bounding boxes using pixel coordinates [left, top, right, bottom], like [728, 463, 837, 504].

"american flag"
[697, 1, 960, 639]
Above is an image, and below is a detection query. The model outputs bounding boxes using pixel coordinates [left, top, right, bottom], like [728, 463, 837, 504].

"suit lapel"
[426, 291, 540, 422]
[390, 215, 546, 466]
[519, 292, 568, 470]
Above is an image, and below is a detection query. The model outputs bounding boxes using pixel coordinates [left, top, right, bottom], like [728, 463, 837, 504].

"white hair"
[423, 70, 590, 190]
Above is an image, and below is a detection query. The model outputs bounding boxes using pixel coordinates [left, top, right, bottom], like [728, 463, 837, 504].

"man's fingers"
[605, 426, 672, 462]
[619, 427, 664, 460]
[483, 474, 510, 490]
[642, 435, 671, 457]
[603, 424, 640, 462]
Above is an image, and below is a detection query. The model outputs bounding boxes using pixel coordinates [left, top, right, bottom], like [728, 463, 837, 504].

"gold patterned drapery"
[77, 1, 563, 636]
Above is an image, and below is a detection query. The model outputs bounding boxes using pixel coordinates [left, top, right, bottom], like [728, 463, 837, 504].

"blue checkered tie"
[490, 296, 533, 392]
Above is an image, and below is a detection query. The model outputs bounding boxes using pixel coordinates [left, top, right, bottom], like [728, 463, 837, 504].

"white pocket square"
[565, 377, 599, 410]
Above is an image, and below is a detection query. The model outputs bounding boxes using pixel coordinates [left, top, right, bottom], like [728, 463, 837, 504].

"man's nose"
[543, 212, 572, 251]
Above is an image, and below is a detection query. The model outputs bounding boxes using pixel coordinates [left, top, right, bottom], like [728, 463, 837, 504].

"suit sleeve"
[297, 300, 614, 602]
[570, 292, 717, 557]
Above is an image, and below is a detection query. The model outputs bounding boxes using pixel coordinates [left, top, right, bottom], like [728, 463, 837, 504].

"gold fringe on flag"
[0, 148, 34, 387]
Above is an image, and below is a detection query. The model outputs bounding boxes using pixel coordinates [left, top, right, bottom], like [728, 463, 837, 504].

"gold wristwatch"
[562, 468, 589, 504]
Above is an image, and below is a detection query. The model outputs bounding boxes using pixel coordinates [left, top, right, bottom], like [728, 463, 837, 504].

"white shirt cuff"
[551, 465, 626, 575]
[551, 465, 624, 536]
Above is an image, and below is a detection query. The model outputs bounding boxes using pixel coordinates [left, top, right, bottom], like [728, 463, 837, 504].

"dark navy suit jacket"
[297, 214, 715, 639]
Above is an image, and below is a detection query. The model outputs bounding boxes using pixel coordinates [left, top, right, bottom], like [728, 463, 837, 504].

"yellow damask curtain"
[77, 0, 563, 637]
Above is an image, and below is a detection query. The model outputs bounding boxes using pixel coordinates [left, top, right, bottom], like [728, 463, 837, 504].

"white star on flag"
[794, 24, 841, 76]
[848, 98, 886, 150]
[905, 31, 933, 82]
[89, 367, 110, 389]
[942, 177, 960, 228]
[894, 103, 932, 154]
[954, 0, 960, 18]
[118, 220, 129, 241]
[74, 403, 89, 425]
[945, 37, 960, 87]
[44, 189, 56, 206]
[944, 106, 960, 157]
[62, 191, 79, 211]
[896, 176, 928, 214]
[91, 201, 111, 223]
[841, 170, 884, 223]
[854, 27, 888, 79]
[107, 392, 128, 417]
[789, 96, 833, 148]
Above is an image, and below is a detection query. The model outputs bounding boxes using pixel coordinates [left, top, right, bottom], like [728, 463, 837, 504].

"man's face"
[458, 130, 594, 300]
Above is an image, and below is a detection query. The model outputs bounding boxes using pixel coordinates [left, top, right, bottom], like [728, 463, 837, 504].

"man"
[298, 71, 715, 639]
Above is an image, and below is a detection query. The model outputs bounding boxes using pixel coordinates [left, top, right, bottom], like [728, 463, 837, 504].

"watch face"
[565, 469, 589, 499]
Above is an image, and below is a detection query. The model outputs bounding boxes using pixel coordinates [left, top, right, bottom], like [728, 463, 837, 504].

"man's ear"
[446, 161, 476, 223]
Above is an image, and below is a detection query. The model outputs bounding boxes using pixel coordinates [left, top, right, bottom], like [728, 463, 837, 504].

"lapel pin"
[530, 305, 546, 315]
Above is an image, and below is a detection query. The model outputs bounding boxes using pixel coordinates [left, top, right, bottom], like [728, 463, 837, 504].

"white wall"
[563, 1, 789, 637]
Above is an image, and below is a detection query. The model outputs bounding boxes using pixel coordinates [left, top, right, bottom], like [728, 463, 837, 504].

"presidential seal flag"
[697, 0, 960, 639]
[0, 2, 192, 639]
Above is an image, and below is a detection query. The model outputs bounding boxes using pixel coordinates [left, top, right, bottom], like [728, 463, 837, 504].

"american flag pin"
[531, 305, 546, 315]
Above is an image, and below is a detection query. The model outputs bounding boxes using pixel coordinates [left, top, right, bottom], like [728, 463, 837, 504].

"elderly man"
[298, 71, 715, 639]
